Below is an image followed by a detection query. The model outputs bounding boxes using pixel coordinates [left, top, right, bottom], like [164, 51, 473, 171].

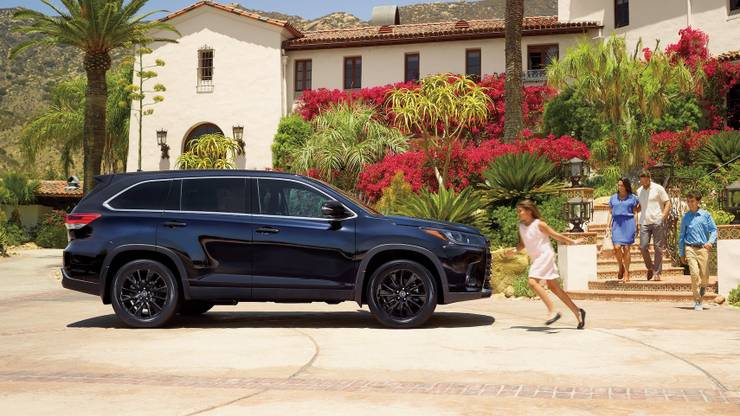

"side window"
[108, 180, 170, 210]
[258, 179, 331, 218]
[181, 178, 247, 214]
[163, 180, 181, 211]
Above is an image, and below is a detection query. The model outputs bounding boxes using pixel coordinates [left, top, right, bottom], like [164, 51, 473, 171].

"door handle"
[256, 226, 280, 234]
[163, 221, 187, 228]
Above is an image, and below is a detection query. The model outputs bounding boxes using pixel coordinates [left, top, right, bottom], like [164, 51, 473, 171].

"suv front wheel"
[111, 259, 180, 328]
[367, 260, 437, 329]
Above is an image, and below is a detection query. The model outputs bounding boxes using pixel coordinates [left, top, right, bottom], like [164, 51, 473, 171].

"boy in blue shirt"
[678, 191, 718, 311]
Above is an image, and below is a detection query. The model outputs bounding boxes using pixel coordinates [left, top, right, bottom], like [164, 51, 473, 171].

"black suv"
[62, 170, 491, 328]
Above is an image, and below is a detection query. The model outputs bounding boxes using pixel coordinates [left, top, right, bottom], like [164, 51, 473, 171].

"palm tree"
[19, 65, 132, 176]
[503, 0, 524, 142]
[548, 35, 695, 171]
[292, 103, 408, 191]
[388, 74, 490, 183]
[10, 0, 179, 192]
[480, 152, 564, 205]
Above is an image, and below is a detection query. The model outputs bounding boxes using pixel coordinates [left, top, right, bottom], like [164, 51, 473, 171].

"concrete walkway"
[1, 249, 739, 415]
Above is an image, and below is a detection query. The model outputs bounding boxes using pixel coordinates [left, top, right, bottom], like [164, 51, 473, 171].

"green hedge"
[34, 210, 67, 249]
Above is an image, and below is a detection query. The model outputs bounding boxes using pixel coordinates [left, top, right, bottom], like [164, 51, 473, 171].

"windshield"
[312, 179, 382, 216]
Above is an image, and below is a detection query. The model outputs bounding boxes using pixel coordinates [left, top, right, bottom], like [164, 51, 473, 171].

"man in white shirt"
[636, 170, 672, 281]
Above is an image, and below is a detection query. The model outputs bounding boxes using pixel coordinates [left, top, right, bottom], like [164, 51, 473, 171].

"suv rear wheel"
[111, 260, 179, 328]
[367, 260, 437, 328]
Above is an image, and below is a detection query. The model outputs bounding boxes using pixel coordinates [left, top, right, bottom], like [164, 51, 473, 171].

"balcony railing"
[523, 69, 548, 83]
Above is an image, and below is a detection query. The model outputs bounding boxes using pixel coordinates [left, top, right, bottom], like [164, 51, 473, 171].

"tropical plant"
[0, 172, 38, 206]
[375, 172, 414, 215]
[728, 284, 740, 307]
[396, 176, 488, 231]
[124, 46, 166, 171]
[388, 74, 491, 182]
[292, 103, 408, 190]
[35, 210, 69, 249]
[480, 152, 564, 205]
[548, 35, 696, 171]
[542, 87, 608, 146]
[503, 0, 524, 141]
[176, 133, 240, 169]
[272, 114, 313, 171]
[19, 65, 133, 176]
[10, 0, 179, 192]
[696, 130, 740, 171]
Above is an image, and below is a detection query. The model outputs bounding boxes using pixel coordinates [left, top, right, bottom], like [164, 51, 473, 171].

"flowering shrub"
[649, 129, 719, 167]
[356, 134, 589, 201]
[35, 209, 68, 249]
[297, 74, 553, 141]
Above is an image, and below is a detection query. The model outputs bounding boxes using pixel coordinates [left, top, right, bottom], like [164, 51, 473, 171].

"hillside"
[0, 0, 557, 175]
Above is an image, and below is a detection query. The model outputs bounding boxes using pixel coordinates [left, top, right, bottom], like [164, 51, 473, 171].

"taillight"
[65, 213, 102, 230]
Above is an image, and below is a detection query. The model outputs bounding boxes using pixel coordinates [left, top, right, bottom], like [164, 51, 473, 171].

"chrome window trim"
[103, 175, 358, 221]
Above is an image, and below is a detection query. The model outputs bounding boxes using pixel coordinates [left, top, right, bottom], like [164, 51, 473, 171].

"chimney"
[370, 5, 400, 26]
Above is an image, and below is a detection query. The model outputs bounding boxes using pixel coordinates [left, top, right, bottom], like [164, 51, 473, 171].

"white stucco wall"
[560, 0, 740, 55]
[285, 32, 592, 106]
[125, 6, 289, 172]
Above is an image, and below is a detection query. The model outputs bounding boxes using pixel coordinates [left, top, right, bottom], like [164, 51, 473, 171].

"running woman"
[506, 199, 586, 329]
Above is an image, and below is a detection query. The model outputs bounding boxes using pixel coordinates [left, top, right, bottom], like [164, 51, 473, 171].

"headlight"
[422, 228, 486, 246]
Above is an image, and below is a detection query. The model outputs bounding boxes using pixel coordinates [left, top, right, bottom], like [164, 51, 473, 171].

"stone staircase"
[566, 206, 719, 302]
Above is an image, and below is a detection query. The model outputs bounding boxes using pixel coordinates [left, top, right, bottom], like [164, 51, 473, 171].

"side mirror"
[321, 200, 350, 219]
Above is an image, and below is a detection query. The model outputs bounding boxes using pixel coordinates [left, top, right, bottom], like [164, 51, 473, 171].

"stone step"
[597, 264, 684, 273]
[567, 290, 719, 302]
[597, 250, 671, 261]
[597, 268, 684, 280]
[588, 279, 718, 292]
[597, 257, 673, 266]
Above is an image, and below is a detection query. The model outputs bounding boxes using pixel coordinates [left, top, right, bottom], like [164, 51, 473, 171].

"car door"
[156, 177, 254, 296]
[250, 178, 356, 301]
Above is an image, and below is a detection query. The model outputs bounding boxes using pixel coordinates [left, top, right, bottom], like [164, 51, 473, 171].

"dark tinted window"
[181, 178, 247, 213]
[108, 180, 169, 210]
[344, 57, 362, 89]
[258, 179, 331, 218]
[163, 180, 181, 210]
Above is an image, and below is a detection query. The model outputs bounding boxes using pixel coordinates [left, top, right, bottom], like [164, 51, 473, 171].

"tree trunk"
[503, 0, 524, 142]
[83, 52, 111, 194]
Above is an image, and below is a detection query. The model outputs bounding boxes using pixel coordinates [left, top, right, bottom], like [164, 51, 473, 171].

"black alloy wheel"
[367, 260, 437, 328]
[111, 260, 179, 328]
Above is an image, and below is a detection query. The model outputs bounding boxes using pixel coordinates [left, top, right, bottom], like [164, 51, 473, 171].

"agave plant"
[480, 152, 564, 204]
[696, 131, 740, 171]
[396, 174, 488, 231]
[176, 133, 240, 170]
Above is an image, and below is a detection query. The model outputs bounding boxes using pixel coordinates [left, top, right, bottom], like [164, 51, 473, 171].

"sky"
[1, 0, 463, 20]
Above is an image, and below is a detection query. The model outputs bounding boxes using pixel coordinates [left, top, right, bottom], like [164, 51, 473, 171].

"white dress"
[519, 219, 559, 280]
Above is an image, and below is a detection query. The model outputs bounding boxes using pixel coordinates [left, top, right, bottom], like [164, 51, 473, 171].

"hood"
[384, 215, 482, 235]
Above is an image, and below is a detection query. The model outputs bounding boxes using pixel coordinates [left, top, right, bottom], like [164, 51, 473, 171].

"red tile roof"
[718, 50, 740, 62]
[35, 181, 83, 198]
[285, 16, 601, 50]
[160, 1, 303, 38]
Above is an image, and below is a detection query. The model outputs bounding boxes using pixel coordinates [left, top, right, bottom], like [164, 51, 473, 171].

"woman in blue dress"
[608, 178, 640, 282]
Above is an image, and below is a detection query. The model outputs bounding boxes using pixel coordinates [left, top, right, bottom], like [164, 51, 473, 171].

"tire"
[179, 300, 214, 316]
[367, 260, 437, 329]
[110, 259, 180, 328]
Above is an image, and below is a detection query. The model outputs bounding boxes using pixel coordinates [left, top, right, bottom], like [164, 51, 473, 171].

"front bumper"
[61, 267, 100, 297]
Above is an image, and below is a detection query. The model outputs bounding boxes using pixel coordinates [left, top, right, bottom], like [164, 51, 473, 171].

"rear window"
[107, 180, 170, 210]
[181, 178, 247, 214]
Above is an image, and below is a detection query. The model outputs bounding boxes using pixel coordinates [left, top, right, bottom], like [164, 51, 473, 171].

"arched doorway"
[183, 122, 224, 151]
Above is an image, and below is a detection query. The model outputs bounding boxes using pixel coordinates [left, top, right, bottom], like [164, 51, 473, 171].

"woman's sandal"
[577, 309, 586, 330]
[545, 312, 562, 326]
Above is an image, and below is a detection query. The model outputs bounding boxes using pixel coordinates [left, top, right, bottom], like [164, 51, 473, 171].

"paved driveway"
[1, 249, 739, 415]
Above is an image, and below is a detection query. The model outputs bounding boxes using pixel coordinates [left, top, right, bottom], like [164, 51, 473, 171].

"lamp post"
[723, 180, 740, 224]
[567, 196, 592, 233]
[232, 124, 245, 155]
[649, 161, 673, 188]
[565, 157, 588, 187]
[157, 129, 169, 160]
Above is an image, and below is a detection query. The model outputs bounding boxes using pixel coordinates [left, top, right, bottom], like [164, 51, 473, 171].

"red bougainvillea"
[649, 128, 719, 166]
[297, 82, 417, 121]
[659, 27, 740, 129]
[356, 134, 589, 201]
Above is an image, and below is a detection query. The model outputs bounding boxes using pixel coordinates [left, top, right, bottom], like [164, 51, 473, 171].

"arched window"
[183, 123, 224, 151]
